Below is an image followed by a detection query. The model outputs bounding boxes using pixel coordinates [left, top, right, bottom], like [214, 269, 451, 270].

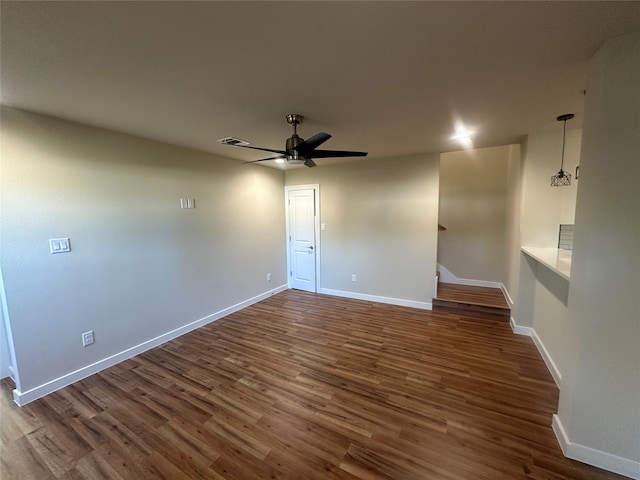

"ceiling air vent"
[217, 137, 250, 146]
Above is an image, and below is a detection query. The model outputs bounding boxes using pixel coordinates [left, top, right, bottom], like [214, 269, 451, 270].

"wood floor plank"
[0, 290, 625, 479]
[60, 450, 127, 480]
[1, 435, 57, 480]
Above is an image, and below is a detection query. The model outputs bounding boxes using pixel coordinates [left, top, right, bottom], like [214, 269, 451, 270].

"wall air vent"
[217, 137, 250, 146]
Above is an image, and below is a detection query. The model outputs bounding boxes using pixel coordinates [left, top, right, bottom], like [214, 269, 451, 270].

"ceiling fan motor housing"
[286, 134, 305, 162]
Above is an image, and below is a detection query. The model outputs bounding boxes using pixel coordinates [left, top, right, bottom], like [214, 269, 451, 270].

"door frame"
[284, 184, 321, 292]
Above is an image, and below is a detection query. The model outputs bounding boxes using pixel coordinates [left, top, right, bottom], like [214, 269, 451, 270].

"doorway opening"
[285, 185, 320, 292]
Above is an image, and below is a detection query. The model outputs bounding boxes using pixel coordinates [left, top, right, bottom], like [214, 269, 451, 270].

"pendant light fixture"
[551, 113, 574, 187]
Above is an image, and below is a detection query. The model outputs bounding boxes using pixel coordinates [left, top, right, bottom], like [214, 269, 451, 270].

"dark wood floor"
[1, 290, 624, 479]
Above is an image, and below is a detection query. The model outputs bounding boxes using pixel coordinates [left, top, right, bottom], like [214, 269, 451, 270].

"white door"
[287, 187, 318, 292]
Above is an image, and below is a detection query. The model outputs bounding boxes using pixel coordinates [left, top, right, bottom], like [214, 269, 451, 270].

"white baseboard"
[514, 325, 639, 478]
[530, 329, 561, 387]
[501, 284, 514, 306]
[552, 415, 640, 479]
[319, 288, 432, 310]
[437, 264, 502, 289]
[12, 284, 288, 406]
[509, 318, 561, 387]
[510, 316, 532, 336]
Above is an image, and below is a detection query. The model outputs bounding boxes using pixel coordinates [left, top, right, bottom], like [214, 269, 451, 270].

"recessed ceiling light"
[451, 123, 474, 148]
[451, 130, 471, 141]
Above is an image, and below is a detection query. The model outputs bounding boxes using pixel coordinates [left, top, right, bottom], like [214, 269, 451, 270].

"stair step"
[432, 298, 510, 322]
[433, 282, 511, 322]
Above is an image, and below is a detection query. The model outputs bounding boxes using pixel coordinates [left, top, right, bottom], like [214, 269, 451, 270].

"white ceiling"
[2, 1, 639, 168]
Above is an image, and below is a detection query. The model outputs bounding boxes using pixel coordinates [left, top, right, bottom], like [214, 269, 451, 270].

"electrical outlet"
[352, 274, 357, 282]
[82, 330, 94, 347]
[266, 273, 272, 282]
[180, 198, 196, 209]
[49, 238, 71, 254]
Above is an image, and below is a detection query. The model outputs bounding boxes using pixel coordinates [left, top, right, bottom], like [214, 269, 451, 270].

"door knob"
[308, 246, 314, 250]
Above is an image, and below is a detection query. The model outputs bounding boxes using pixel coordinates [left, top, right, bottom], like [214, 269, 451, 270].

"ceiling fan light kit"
[222, 114, 368, 168]
[551, 113, 574, 187]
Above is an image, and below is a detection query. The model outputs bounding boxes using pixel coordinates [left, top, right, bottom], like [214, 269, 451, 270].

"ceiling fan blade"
[234, 144, 286, 155]
[304, 159, 316, 168]
[296, 132, 331, 153]
[309, 150, 368, 158]
[243, 155, 286, 164]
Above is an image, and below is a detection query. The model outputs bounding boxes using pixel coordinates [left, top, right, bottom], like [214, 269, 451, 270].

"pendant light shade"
[551, 113, 574, 187]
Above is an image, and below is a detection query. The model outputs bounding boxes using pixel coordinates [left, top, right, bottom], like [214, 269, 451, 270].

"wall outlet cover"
[49, 238, 71, 253]
[82, 331, 94, 347]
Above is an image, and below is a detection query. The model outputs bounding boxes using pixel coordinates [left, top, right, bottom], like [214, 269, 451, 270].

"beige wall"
[557, 32, 640, 468]
[0, 107, 286, 394]
[285, 154, 439, 305]
[503, 144, 522, 303]
[520, 127, 581, 248]
[438, 146, 511, 283]
[513, 127, 581, 378]
[0, 297, 11, 379]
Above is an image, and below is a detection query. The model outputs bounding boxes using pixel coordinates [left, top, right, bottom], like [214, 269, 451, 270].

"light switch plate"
[50, 238, 71, 254]
[82, 330, 94, 347]
[180, 198, 196, 209]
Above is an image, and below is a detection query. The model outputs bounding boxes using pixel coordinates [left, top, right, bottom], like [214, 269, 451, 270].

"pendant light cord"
[560, 118, 567, 172]
[551, 113, 574, 186]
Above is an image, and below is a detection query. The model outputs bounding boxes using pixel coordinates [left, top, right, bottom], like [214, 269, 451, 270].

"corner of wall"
[552, 415, 640, 479]
[12, 284, 289, 406]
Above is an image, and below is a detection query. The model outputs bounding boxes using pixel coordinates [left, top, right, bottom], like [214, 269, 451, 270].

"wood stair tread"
[433, 282, 510, 322]
[433, 297, 510, 310]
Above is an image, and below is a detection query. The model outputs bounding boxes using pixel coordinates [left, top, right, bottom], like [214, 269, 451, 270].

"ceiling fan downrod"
[285, 114, 305, 162]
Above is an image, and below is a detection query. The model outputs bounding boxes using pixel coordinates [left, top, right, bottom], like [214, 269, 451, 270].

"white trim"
[320, 288, 432, 311]
[285, 184, 321, 293]
[501, 284, 514, 306]
[530, 328, 561, 387]
[437, 263, 502, 289]
[509, 318, 561, 387]
[509, 316, 533, 336]
[12, 285, 288, 406]
[552, 415, 640, 480]
[552, 414, 570, 456]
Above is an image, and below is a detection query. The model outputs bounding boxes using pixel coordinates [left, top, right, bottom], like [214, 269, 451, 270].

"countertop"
[521, 246, 572, 280]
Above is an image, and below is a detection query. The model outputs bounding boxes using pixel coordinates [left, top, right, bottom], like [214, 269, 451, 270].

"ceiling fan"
[220, 114, 368, 168]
